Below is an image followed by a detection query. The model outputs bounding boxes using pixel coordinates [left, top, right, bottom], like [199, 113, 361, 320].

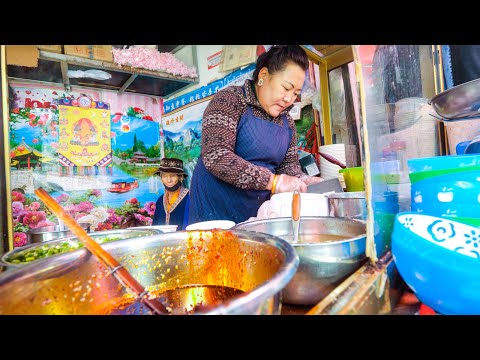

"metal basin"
[0, 230, 298, 315]
[234, 217, 367, 305]
[26, 224, 89, 244]
[326, 191, 367, 220]
[429, 77, 480, 120]
[1, 228, 162, 271]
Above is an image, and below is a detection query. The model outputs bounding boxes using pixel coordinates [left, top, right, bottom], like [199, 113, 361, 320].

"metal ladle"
[292, 190, 301, 244]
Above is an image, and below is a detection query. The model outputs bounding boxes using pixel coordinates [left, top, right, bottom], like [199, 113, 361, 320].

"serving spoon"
[292, 190, 301, 244]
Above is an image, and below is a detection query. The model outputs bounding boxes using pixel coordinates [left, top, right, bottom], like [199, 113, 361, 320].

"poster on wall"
[8, 84, 162, 248]
[221, 45, 257, 72]
[161, 101, 207, 188]
[57, 103, 112, 167]
[10, 84, 98, 110]
[109, 114, 162, 206]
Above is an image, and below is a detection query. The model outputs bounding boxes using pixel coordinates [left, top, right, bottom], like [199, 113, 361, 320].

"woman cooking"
[188, 45, 323, 225]
[152, 157, 190, 230]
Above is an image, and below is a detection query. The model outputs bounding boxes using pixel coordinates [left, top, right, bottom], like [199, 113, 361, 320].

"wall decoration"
[221, 45, 257, 72]
[106, 115, 162, 209]
[57, 103, 112, 167]
[7, 84, 164, 249]
[162, 101, 206, 188]
[9, 80, 163, 123]
[9, 83, 100, 110]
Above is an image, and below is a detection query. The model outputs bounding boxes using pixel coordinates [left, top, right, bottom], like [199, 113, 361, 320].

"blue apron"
[189, 104, 292, 224]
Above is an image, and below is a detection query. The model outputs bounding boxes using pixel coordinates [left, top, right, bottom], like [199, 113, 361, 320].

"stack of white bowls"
[319, 144, 347, 181]
[380, 100, 440, 160]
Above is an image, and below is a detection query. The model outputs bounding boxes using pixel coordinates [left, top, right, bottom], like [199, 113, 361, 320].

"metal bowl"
[234, 217, 367, 305]
[1, 228, 162, 270]
[326, 191, 367, 220]
[430, 77, 480, 120]
[26, 223, 89, 244]
[0, 230, 298, 315]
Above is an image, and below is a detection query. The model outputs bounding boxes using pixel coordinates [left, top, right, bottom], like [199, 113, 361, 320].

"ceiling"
[312, 45, 351, 57]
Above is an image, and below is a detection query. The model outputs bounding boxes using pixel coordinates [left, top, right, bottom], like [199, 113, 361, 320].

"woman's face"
[160, 172, 180, 187]
[257, 62, 305, 118]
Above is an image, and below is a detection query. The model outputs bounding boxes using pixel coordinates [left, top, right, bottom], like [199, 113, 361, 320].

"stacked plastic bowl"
[408, 154, 480, 227]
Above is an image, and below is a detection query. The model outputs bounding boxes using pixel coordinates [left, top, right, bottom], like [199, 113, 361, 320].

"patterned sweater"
[201, 79, 303, 190]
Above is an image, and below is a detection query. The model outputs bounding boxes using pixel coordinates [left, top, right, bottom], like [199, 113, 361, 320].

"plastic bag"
[300, 79, 322, 113]
[67, 69, 112, 80]
[300, 79, 316, 108]
[312, 89, 322, 112]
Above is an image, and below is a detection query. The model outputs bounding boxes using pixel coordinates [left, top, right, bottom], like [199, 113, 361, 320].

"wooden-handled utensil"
[292, 190, 301, 244]
[34, 187, 169, 315]
[319, 151, 347, 169]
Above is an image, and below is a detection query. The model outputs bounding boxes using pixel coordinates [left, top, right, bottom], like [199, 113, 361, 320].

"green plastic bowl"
[409, 165, 480, 184]
[442, 215, 480, 228]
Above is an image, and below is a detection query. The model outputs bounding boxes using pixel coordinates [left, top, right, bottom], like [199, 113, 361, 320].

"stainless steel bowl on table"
[26, 223, 89, 244]
[234, 217, 367, 306]
[326, 191, 367, 220]
[1, 228, 162, 270]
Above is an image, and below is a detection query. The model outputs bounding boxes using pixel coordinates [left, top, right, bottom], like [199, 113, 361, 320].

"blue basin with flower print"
[392, 212, 480, 315]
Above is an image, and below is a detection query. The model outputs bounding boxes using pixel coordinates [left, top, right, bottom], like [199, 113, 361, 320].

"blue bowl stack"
[392, 155, 480, 314]
[408, 154, 480, 226]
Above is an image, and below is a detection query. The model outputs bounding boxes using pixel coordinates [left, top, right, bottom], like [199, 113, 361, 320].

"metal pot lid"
[429, 77, 480, 120]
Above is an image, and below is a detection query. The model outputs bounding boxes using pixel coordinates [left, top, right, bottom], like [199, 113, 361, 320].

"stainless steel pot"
[0, 230, 298, 315]
[326, 191, 367, 220]
[234, 217, 367, 306]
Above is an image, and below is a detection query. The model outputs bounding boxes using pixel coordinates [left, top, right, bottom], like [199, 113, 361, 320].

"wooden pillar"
[1, 45, 14, 252]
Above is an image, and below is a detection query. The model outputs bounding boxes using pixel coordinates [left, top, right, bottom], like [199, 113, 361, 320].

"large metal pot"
[326, 191, 367, 220]
[234, 217, 367, 306]
[0, 230, 298, 315]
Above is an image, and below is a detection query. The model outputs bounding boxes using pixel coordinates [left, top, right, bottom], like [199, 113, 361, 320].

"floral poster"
[8, 86, 160, 249]
[57, 104, 112, 167]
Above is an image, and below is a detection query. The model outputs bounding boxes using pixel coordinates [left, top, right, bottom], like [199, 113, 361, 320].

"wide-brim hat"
[154, 157, 187, 176]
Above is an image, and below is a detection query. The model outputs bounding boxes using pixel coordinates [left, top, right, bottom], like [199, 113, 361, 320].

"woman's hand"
[299, 174, 324, 186]
[274, 174, 307, 193]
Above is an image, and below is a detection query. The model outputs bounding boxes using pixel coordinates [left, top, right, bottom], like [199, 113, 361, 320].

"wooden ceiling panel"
[313, 45, 350, 57]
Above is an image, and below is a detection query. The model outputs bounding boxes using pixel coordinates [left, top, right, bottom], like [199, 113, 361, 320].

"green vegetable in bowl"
[8, 241, 80, 264]
[95, 236, 121, 244]
[5, 230, 150, 266]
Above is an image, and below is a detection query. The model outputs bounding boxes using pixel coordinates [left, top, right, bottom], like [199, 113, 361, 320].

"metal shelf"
[7, 50, 198, 98]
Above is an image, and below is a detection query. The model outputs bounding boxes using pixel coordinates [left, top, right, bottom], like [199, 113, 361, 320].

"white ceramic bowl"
[186, 220, 236, 231]
[128, 225, 178, 233]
